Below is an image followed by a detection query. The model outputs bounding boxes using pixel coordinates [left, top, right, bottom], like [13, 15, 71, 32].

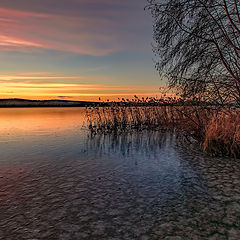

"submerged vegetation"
[86, 97, 240, 158]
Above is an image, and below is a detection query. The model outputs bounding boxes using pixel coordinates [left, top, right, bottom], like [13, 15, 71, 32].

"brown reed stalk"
[203, 109, 240, 158]
[86, 99, 239, 157]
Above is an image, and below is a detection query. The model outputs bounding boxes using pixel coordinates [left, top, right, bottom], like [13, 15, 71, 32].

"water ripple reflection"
[0, 108, 239, 239]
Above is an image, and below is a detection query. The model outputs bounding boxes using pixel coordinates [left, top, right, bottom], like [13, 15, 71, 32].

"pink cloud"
[0, 35, 44, 48]
[0, 7, 49, 18]
[0, 7, 134, 55]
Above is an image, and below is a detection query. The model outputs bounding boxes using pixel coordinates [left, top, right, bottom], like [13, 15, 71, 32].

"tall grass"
[204, 109, 240, 158]
[86, 100, 239, 158]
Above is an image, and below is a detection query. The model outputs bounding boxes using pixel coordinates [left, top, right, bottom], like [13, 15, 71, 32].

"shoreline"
[0, 98, 99, 108]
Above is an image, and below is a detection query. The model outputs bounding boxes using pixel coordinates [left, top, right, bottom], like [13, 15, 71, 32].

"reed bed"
[87, 104, 210, 135]
[86, 100, 240, 158]
[204, 109, 240, 158]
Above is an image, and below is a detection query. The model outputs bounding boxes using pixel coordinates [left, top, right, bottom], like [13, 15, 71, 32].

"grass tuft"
[203, 109, 240, 158]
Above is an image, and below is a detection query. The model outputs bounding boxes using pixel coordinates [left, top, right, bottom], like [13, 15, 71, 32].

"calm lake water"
[0, 107, 239, 240]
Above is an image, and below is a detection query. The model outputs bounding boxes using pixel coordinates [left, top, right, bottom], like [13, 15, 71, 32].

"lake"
[0, 107, 239, 240]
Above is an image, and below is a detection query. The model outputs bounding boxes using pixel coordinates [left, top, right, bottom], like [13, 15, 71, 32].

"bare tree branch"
[148, 0, 240, 106]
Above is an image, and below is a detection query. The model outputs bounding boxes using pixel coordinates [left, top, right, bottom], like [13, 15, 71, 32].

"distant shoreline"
[0, 98, 100, 108]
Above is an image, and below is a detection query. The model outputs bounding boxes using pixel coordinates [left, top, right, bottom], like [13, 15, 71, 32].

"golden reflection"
[0, 107, 86, 135]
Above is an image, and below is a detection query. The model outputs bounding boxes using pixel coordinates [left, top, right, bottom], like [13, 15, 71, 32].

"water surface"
[0, 108, 239, 240]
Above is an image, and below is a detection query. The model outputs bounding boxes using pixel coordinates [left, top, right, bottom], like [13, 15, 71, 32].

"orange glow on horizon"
[0, 74, 170, 101]
[0, 2, 161, 99]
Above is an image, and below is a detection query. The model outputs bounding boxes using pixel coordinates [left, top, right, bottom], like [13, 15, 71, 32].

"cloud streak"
[0, 73, 161, 100]
[0, 1, 158, 101]
[0, 35, 44, 48]
[0, 75, 82, 81]
[0, 0, 149, 55]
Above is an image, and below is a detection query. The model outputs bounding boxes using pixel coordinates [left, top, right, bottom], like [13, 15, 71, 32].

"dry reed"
[86, 99, 239, 158]
[204, 109, 240, 157]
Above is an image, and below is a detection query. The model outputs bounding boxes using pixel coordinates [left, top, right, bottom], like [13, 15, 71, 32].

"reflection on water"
[0, 108, 239, 239]
[0, 107, 87, 136]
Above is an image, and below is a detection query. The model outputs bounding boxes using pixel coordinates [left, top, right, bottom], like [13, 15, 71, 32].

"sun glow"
[0, 1, 160, 101]
[0, 74, 162, 101]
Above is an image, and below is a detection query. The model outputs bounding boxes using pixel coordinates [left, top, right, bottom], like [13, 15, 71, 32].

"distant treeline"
[0, 99, 100, 108]
[0, 98, 237, 108]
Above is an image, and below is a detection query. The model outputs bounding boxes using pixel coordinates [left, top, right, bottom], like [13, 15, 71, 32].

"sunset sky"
[0, 0, 162, 101]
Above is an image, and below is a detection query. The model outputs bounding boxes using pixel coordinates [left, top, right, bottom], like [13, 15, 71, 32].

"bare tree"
[147, 0, 240, 106]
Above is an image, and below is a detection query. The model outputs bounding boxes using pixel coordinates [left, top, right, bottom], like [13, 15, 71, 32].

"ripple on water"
[0, 108, 239, 239]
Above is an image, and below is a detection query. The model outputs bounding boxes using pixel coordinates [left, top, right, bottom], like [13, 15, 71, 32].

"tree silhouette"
[147, 0, 240, 105]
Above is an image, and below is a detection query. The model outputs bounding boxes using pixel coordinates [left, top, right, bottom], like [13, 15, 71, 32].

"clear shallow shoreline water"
[0, 108, 239, 239]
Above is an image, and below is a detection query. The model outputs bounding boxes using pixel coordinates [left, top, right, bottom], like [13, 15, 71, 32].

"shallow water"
[0, 108, 239, 240]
